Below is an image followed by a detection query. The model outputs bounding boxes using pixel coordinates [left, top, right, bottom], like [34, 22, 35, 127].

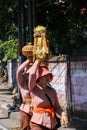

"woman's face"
[38, 74, 53, 85]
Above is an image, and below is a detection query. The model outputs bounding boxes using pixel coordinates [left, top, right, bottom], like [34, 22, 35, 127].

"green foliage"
[0, 0, 18, 40]
[46, 1, 87, 55]
[0, 0, 87, 57]
[0, 67, 4, 77]
[0, 39, 18, 61]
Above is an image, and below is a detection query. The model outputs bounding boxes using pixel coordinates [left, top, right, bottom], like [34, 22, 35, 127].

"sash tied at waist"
[23, 98, 32, 106]
[34, 107, 55, 118]
[23, 98, 32, 102]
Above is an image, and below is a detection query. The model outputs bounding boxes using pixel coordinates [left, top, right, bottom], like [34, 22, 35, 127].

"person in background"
[27, 57, 69, 130]
[17, 59, 32, 130]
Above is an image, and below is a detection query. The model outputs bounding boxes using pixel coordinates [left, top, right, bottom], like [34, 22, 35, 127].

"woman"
[17, 59, 33, 130]
[27, 59, 69, 130]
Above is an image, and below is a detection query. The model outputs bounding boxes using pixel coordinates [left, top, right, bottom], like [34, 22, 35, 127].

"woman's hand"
[61, 112, 69, 128]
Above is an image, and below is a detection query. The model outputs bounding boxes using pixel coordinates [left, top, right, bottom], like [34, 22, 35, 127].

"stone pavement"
[0, 82, 20, 129]
[0, 82, 87, 130]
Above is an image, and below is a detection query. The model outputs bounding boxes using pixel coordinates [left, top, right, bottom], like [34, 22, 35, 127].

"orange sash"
[23, 98, 32, 102]
[34, 107, 55, 118]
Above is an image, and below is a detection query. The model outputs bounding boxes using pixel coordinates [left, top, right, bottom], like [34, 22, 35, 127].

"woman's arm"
[54, 92, 69, 127]
[54, 92, 63, 117]
[17, 59, 30, 85]
[28, 59, 41, 90]
[54, 91, 69, 127]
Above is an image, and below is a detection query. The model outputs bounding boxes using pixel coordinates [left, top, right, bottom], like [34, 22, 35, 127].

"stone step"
[0, 106, 19, 118]
[0, 86, 18, 95]
[0, 117, 20, 130]
[0, 90, 12, 95]
[0, 107, 20, 130]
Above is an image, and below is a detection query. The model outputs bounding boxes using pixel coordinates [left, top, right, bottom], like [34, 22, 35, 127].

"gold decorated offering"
[22, 42, 33, 65]
[33, 25, 50, 66]
[34, 25, 46, 37]
[22, 25, 51, 67]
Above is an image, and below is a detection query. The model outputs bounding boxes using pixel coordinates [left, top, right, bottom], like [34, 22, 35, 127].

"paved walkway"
[0, 82, 20, 129]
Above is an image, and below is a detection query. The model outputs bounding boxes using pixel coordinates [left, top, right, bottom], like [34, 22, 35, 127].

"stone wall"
[48, 56, 87, 119]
